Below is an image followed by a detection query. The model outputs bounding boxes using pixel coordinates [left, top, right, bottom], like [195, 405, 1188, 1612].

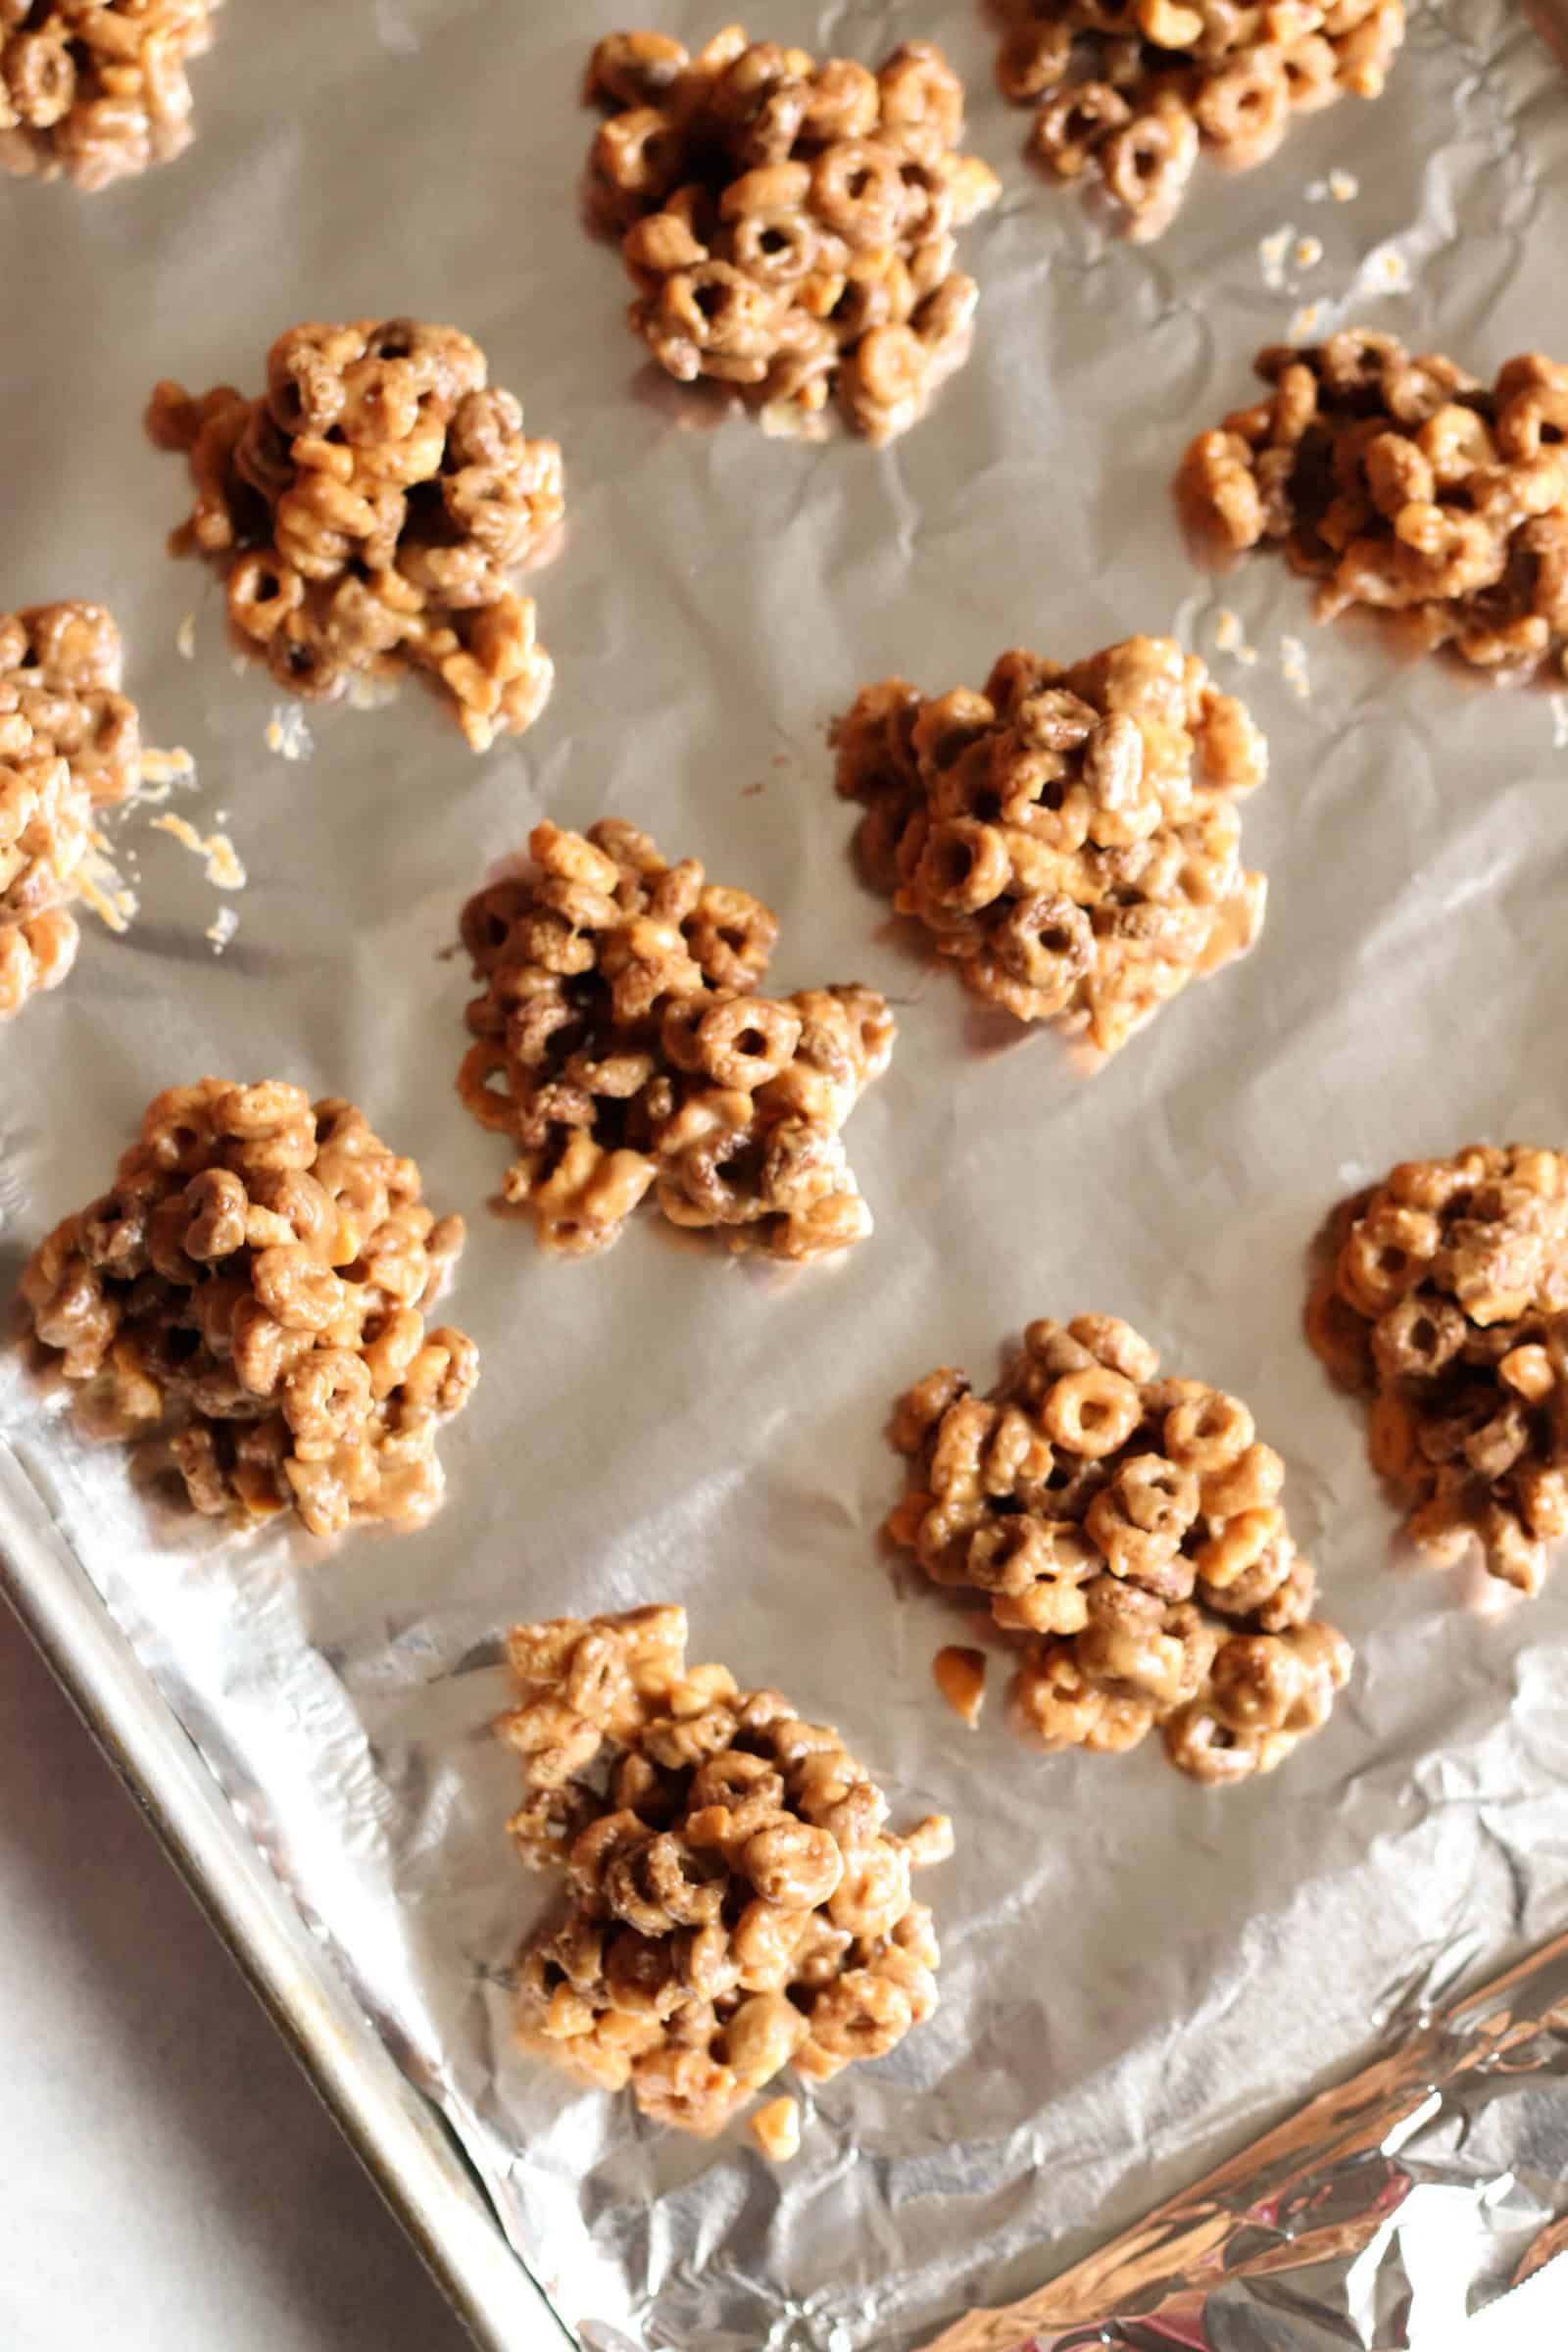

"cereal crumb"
[1280, 636, 1312, 700]
[932, 1644, 987, 1729]
[1213, 609, 1260, 667]
[151, 812, 248, 891]
[1372, 246, 1411, 292]
[265, 705, 315, 762]
[206, 906, 239, 955]
[1288, 302, 1326, 346]
[749, 2096, 802, 2163]
[138, 746, 196, 790]
[175, 613, 197, 661]
[1329, 169, 1359, 202]
[1295, 235, 1323, 270]
[1259, 227, 1292, 291]
[74, 867, 132, 936]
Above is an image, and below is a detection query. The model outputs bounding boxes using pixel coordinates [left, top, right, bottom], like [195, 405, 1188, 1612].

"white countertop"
[0, 1615, 471, 2352]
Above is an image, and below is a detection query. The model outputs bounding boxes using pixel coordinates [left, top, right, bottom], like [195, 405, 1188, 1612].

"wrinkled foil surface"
[3, 4, 1568, 2348]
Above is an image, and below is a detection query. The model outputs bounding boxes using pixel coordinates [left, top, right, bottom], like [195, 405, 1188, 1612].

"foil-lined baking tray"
[5, 2, 1568, 2347]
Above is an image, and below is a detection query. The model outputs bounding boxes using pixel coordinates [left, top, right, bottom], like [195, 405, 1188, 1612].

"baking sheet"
[4, 3, 1568, 2347]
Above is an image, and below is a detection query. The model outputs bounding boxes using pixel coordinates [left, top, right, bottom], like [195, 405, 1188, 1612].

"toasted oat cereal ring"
[915, 817, 1011, 914]
[1032, 82, 1131, 179]
[1195, 48, 1290, 160]
[228, 551, 307, 645]
[1164, 1387, 1253, 1473]
[993, 894, 1094, 994]
[801, 57, 880, 142]
[1043, 1366, 1143, 1459]
[1100, 100, 1199, 217]
[809, 138, 905, 248]
[692, 997, 803, 1092]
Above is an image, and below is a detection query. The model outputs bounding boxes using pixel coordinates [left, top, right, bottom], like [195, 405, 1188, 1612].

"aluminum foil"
[4, 3, 1568, 2347]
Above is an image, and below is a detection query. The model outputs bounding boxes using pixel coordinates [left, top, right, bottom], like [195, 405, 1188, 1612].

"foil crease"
[3, 3, 1568, 2348]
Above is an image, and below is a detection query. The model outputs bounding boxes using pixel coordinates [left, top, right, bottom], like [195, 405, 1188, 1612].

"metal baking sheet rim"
[0, 1444, 557, 2352]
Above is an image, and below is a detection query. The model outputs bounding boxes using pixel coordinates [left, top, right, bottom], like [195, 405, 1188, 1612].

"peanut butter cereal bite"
[1307, 1146, 1568, 1597]
[584, 25, 1000, 443]
[887, 1317, 1351, 1786]
[458, 819, 894, 1261]
[994, 0, 1404, 242]
[499, 1604, 953, 2148]
[0, 0, 224, 190]
[834, 634, 1267, 1057]
[0, 601, 146, 1019]
[20, 1080, 477, 1537]
[149, 320, 564, 749]
[1182, 336, 1568, 676]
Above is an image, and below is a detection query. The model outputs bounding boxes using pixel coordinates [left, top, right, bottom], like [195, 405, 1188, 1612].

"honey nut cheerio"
[148, 318, 563, 749]
[1307, 1145, 1568, 1598]
[0, 600, 147, 1021]
[1181, 334, 1568, 678]
[584, 25, 1000, 443]
[0, 0, 224, 191]
[499, 1604, 953, 2147]
[994, 0, 1404, 243]
[886, 1316, 1352, 1786]
[458, 817, 894, 1261]
[834, 634, 1267, 1057]
[19, 1080, 477, 1538]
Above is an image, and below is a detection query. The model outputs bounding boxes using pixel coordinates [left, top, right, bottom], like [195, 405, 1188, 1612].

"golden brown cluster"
[20, 1080, 478, 1539]
[459, 819, 894, 1262]
[1182, 335, 1568, 676]
[584, 25, 1000, 443]
[500, 1605, 953, 2146]
[834, 634, 1266, 1057]
[149, 319, 563, 748]
[995, 0, 1404, 241]
[0, 0, 223, 190]
[1307, 1147, 1568, 1597]
[887, 1316, 1352, 1786]
[0, 602, 143, 1019]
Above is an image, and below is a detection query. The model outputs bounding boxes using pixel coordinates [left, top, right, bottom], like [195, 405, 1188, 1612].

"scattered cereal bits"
[0, 601, 146, 1019]
[887, 1316, 1351, 1786]
[995, 0, 1404, 242]
[0, 0, 224, 191]
[458, 818, 894, 1261]
[583, 25, 1000, 443]
[1180, 336, 1568, 679]
[1306, 1145, 1568, 1597]
[148, 319, 564, 749]
[19, 1080, 477, 1537]
[499, 1604, 951, 2143]
[835, 635, 1267, 1058]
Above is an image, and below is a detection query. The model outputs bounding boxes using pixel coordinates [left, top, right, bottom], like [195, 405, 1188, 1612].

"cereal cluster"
[20, 1080, 478, 1538]
[459, 819, 894, 1261]
[994, 0, 1404, 242]
[149, 319, 563, 749]
[0, 0, 223, 190]
[500, 1605, 953, 2146]
[584, 26, 1000, 443]
[887, 1316, 1352, 1785]
[1182, 335, 1568, 676]
[834, 635, 1267, 1057]
[1306, 1146, 1568, 1597]
[0, 601, 143, 1020]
